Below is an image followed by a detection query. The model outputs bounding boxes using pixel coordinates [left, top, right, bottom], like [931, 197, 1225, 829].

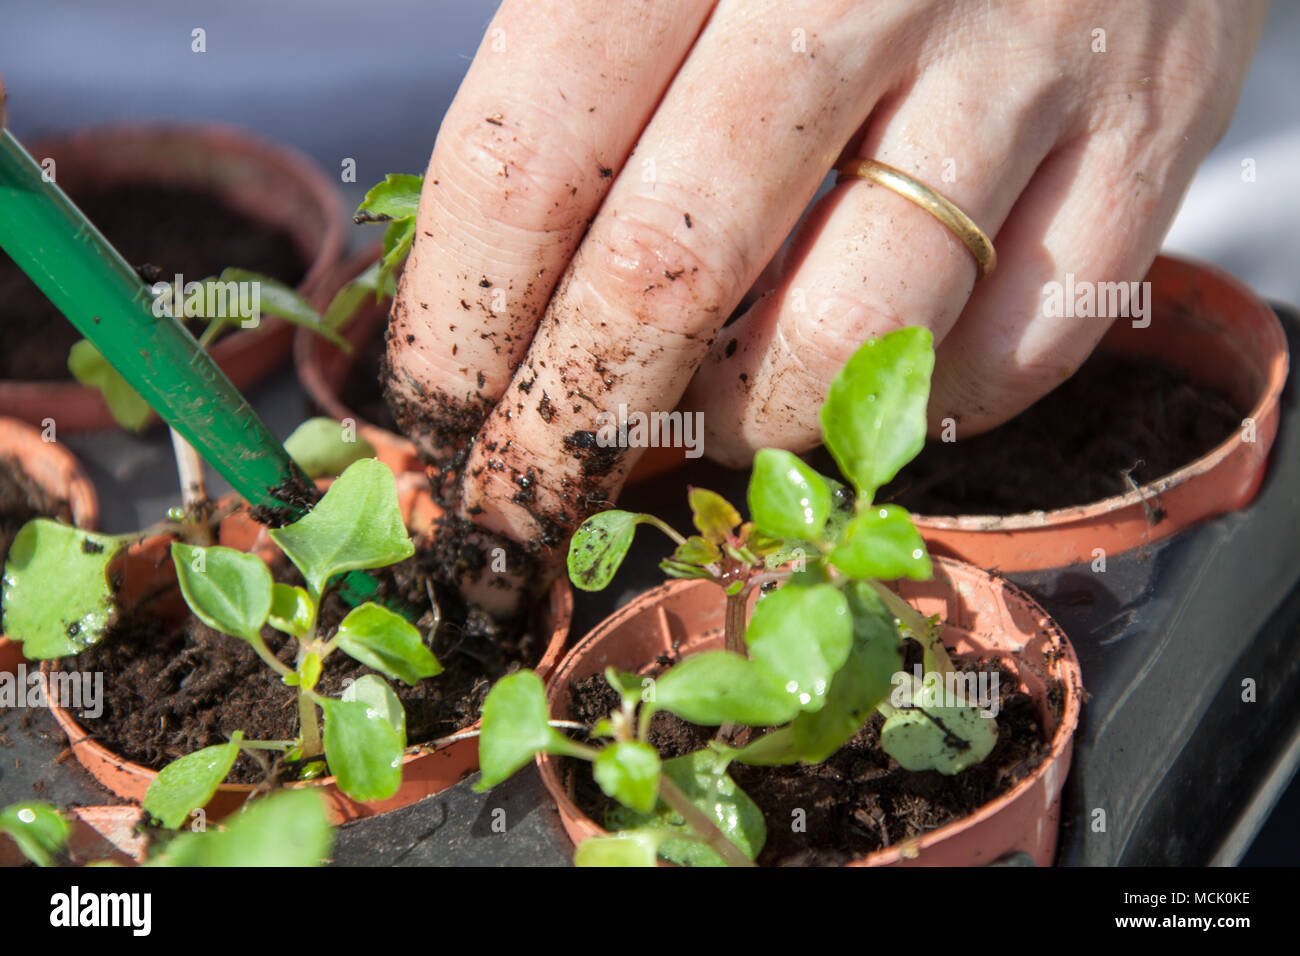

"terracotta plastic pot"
[537, 558, 1082, 866]
[0, 123, 346, 432]
[44, 466, 573, 824]
[295, 249, 687, 485]
[912, 254, 1289, 570]
[0, 417, 100, 673]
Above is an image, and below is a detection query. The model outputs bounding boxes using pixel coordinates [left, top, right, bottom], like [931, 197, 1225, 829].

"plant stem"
[658, 776, 755, 867]
[724, 587, 748, 657]
[248, 634, 294, 679]
[299, 690, 323, 758]
[642, 515, 687, 547]
[869, 580, 956, 675]
[169, 428, 209, 521]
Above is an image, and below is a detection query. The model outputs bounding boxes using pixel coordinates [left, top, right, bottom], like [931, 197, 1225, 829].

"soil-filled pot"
[1, 417, 100, 673]
[295, 249, 687, 484]
[42, 470, 573, 824]
[0, 123, 345, 431]
[537, 559, 1082, 866]
[891, 255, 1288, 570]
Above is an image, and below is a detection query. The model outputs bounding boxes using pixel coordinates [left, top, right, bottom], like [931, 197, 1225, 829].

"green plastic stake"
[0, 130, 395, 614]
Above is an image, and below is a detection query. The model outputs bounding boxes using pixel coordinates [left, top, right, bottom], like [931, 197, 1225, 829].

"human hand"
[386, 0, 1265, 612]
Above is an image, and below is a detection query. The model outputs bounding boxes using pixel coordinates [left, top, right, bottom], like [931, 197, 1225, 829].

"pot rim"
[537, 558, 1083, 866]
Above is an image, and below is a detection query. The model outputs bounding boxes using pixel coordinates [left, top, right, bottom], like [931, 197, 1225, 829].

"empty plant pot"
[906, 254, 1288, 571]
[1, 417, 99, 673]
[40, 466, 573, 824]
[536, 558, 1082, 867]
[0, 122, 345, 431]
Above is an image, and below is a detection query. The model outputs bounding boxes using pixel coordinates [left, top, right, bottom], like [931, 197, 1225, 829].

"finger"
[683, 63, 1071, 465]
[386, 0, 716, 462]
[927, 126, 1204, 435]
[454, 1, 908, 611]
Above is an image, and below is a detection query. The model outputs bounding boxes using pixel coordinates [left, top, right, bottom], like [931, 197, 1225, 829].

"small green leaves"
[2, 520, 123, 659]
[744, 581, 852, 714]
[322, 258, 391, 330]
[593, 742, 661, 814]
[321, 696, 405, 802]
[213, 269, 349, 349]
[688, 487, 741, 543]
[607, 749, 764, 866]
[821, 326, 934, 502]
[333, 602, 441, 685]
[143, 732, 244, 828]
[67, 340, 154, 433]
[881, 703, 997, 775]
[477, 671, 577, 790]
[342, 674, 407, 741]
[748, 449, 832, 541]
[0, 802, 70, 867]
[574, 830, 664, 867]
[653, 651, 801, 726]
[172, 543, 273, 642]
[354, 174, 423, 291]
[567, 510, 639, 591]
[269, 458, 414, 597]
[284, 417, 377, 479]
[149, 789, 332, 867]
[829, 504, 932, 581]
[267, 583, 313, 638]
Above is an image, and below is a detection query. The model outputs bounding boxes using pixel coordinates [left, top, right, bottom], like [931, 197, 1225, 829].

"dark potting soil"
[0, 457, 72, 581]
[61, 539, 548, 787]
[0, 184, 308, 382]
[564, 656, 1049, 867]
[841, 351, 1242, 516]
[339, 330, 399, 432]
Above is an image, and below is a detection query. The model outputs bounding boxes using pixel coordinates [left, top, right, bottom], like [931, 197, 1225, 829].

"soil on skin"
[62, 535, 547, 787]
[0, 184, 308, 382]
[565, 655, 1050, 867]
[854, 351, 1243, 515]
[0, 458, 72, 581]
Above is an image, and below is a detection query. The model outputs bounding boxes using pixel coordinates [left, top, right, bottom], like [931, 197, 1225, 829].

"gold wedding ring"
[835, 158, 997, 278]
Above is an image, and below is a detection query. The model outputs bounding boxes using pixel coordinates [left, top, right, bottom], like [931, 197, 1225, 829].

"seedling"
[476, 326, 1000, 866]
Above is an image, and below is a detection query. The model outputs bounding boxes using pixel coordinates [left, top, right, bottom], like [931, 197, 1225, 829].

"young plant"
[476, 326, 1000, 866]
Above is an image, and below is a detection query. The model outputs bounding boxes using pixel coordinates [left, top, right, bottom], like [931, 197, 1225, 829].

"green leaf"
[299, 653, 322, 690]
[748, 448, 832, 541]
[725, 728, 801, 767]
[143, 732, 244, 829]
[284, 417, 377, 479]
[149, 789, 332, 867]
[653, 651, 801, 726]
[820, 326, 934, 501]
[789, 581, 901, 761]
[881, 702, 998, 775]
[321, 697, 404, 802]
[379, 218, 415, 291]
[322, 259, 384, 330]
[607, 749, 764, 866]
[672, 535, 721, 567]
[67, 340, 154, 432]
[333, 602, 441, 685]
[342, 674, 407, 742]
[688, 487, 741, 543]
[476, 671, 576, 790]
[1, 520, 124, 658]
[268, 583, 313, 638]
[212, 269, 350, 349]
[604, 667, 645, 710]
[355, 173, 424, 222]
[658, 559, 716, 580]
[172, 543, 273, 642]
[269, 458, 414, 596]
[593, 742, 661, 814]
[573, 830, 664, 867]
[0, 802, 70, 867]
[829, 504, 932, 581]
[567, 510, 639, 592]
[745, 581, 852, 714]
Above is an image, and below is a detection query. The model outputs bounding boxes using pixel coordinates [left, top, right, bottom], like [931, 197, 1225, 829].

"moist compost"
[855, 351, 1242, 515]
[565, 655, 1049, 866]
[0, 457, 72, 575]
[0, 183, 308, 382]
[61, 539, 548, 787]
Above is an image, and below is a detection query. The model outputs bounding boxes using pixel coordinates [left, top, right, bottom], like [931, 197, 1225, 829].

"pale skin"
[387, 0, 1266, 614]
